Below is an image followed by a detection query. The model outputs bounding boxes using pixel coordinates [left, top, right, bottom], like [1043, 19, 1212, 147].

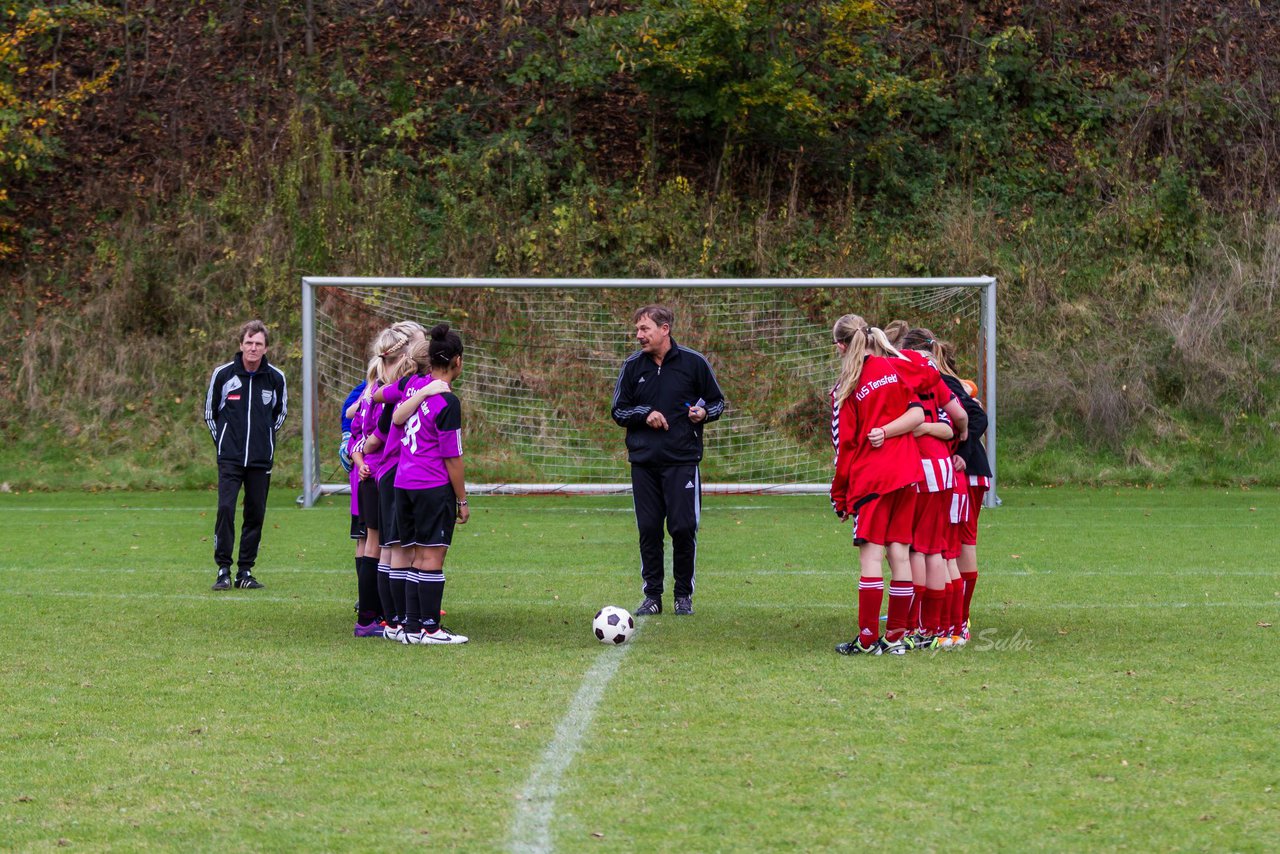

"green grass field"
[1, 488, 1276, 851]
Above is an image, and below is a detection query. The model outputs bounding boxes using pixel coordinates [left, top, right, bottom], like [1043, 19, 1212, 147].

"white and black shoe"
[406, 625, 469, 645]
[836, 638, 883, 655]
[634, 597, 662, 616]
[674, 596, 694, 616]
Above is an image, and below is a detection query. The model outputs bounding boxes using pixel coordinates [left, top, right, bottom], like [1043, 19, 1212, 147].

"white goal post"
[299, 277, 999, 508]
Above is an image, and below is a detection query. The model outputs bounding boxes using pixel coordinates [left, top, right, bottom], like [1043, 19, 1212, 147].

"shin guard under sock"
[376, 564, 393, 622]
[886, 580, 914, 642]
[857, 577, 884, 648]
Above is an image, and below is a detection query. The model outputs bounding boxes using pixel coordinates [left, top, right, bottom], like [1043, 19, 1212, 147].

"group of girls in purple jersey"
[345, 321, 470, 645]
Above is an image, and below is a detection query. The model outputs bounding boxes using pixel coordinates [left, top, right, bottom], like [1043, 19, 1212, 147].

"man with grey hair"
[611, 305, 725, 616]
[204, 319, 288, 591]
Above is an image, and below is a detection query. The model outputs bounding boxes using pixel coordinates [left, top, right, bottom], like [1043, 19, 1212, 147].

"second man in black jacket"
[611, 305, 725, 617]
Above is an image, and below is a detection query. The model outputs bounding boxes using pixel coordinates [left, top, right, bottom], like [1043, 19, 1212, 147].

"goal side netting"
[299, 278, 998, 506]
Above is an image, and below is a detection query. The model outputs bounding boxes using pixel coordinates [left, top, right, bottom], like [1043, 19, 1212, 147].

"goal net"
[299, 278, 998, 506]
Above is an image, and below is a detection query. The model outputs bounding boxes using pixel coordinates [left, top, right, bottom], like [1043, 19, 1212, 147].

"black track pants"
[214, 461, 272, 572]
[631, 464, 701, 599]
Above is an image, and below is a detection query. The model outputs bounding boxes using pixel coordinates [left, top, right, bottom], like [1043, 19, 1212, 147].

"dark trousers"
[214, 461, 272, 573]
[631, 464, 701, 599]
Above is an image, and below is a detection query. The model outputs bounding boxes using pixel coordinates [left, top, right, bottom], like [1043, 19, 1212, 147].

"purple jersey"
[374, 378, 411, 481]
[394, 379, 463, 490]
[347, 384, 370, 515]
[355, 385, 384, 473]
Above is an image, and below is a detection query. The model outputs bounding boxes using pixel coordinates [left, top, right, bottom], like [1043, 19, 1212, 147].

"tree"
[1, 1, 117, 258]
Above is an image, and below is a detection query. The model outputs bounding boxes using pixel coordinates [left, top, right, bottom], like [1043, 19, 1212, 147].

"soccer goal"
[299, 277, 999, 507]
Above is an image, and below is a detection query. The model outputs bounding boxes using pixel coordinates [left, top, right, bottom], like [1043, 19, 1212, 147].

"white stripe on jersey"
[918, 457, 955, 493]
[270, 364, 288, 431]
[204, 361, 234, 438]
[444, 427, 463, 456]
[829, 389, 840, 462]
[968, 474, 991, 488]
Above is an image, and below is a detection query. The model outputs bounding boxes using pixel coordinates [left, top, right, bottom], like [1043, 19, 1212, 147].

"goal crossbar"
[300, 276, 999, 507]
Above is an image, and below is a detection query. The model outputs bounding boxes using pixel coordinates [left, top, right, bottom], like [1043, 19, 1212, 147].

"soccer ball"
[592, 606, 634, 645]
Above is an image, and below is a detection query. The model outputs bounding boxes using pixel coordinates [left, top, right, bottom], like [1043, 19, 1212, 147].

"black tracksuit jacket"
[610, 338, 725, 466]
[205, 353, 288, 468]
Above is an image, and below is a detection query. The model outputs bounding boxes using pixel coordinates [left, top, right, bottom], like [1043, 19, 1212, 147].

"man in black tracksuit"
[611, 305, 724, 616]
[204, 319, 288, 591]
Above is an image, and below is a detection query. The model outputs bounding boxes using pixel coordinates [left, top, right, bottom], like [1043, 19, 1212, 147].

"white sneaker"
[384, 625, 406, 643]
[411, 626, 469, 645]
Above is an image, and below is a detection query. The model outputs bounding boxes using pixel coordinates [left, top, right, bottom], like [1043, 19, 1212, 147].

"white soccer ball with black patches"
[592, 606, 634, 645]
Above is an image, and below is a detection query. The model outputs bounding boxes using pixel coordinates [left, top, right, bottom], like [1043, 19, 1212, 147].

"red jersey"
[830, 355, 922, 515]
[900, 350, 957, 493]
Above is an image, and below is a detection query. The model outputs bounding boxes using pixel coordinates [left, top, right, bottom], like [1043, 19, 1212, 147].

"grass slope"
[0, 488, 1276, 851]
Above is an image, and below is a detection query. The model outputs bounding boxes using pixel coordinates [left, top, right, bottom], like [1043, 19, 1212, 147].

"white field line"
[508, 627, 638, 854]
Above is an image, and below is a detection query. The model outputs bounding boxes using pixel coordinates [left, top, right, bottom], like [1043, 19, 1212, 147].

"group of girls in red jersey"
[344, 321, 470, 645]
[830, 314, 990, 656]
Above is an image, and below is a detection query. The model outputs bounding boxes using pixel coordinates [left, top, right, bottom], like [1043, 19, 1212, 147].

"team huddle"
[830, 314, 991, 655]
[322, 307, 989, 654]
[341, 320, 470, 645]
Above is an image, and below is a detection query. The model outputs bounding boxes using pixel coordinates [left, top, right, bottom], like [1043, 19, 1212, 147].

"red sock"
[941, 581, 955, 633]
[923, 587, 946, 636]
[857, 576, 884, 647]
[960, 571, 978, 624]
[886, 581, 914, 641]
[910, 584, 925, 633]
[948, 581, 965, 634]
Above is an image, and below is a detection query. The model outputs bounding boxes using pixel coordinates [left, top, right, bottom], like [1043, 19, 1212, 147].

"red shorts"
[943, 485, 969, 559]
[853, 486, 917, 547]
[911, 487, 951, 555]
[961, 483, 987, 546]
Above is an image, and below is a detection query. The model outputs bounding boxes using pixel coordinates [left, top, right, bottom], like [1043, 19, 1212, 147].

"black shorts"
[396, 483, 457, 549]
[349, 513, 367, 540]
[378, 467, 401, 546]
[358, 476, 381, 530]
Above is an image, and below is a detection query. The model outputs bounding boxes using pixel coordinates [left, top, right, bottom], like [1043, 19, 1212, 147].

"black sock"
[420, 571, 445, 631]
[356, 557, 380, 623]
[403, 572, 422, 632]
[390, 568, 410, 624]
[377, 563, 393, 622]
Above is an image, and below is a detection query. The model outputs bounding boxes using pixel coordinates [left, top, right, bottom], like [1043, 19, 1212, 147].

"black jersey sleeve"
[435, 393, 462, 432]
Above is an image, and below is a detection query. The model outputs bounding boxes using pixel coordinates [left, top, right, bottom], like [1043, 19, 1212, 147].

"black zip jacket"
[205, 353, 288, 468]
[940, 374, 992, 479]
[611, 338, 725, 466]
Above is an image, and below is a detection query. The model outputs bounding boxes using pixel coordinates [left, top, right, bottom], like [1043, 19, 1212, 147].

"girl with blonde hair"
[385, 324, 469, 644]
[363, 324, 427, 640]
[829, 314, 925, 655]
